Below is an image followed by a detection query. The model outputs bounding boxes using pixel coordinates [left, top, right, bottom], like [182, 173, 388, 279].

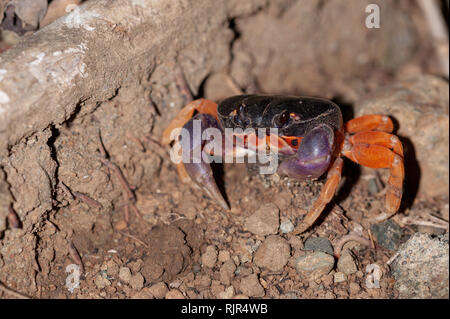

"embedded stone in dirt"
[253, 235, 290, 271]
[143, 223, 197, 283]
[219, 259, 237, 286]
[141, 255, 164, 283]
[130, 273, 145, 290]
[244, 203, 280, 236]
[201, 245, 218, 268]
[148, 282, 169, 299]
[165, 289, 185, 299]
[119, 267, 132, 283]
[239, 274, 265, 298]
[296, 251, 335, 281]
[304, 236, 334, 255]
[392, 233, 449, 298]
[370, 220, 404, 250]
[337, 249, 358, 275]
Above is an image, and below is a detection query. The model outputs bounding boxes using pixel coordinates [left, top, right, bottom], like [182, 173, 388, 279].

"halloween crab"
[162, 95, 404, 234]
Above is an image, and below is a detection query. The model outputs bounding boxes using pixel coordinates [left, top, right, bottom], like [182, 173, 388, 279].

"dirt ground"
[0, 0, 448, 299]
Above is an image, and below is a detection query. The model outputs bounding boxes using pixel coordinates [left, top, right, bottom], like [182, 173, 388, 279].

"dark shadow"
[210, 161, 230, 208]
[398, 136, 421, 211]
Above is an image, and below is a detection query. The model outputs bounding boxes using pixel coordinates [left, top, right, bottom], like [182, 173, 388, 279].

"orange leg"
[345, 114, 394, 133]
[161, 99, 218, 145]
[342, 143, 404, 221]
[293, 157, 344, 235]
[348, 131, 403, 156]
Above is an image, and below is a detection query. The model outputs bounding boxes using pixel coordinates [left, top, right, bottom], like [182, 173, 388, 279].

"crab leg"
[345, 114, 394, 133]
[348, 131, 403, 156]
[161, 99, 218, 145]
[292, 157, 344, 235]
[342, 143, 404, 220]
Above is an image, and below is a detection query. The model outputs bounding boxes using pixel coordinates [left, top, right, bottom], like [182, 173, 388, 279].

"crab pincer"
[178, 113, 230, 210]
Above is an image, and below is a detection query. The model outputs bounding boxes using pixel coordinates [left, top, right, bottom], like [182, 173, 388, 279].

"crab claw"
[279, 124, 335, 180]
[180, 113, 230, 210]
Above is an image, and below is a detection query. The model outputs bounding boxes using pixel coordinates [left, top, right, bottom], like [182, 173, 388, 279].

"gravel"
[253, 235, 291, 271]
[304, 237, 334, 255]
[295, 251, 335, 281]
[244, 203, 280, 236]
[333, 272, 347, 283]
[130, 273, 145, 290]
[219, 259, 237, 285]
[148, 282, 168, 299]
[392, 232, 449, 298]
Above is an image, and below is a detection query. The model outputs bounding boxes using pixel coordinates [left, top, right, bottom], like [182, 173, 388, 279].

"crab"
[161, 95, 404, 234]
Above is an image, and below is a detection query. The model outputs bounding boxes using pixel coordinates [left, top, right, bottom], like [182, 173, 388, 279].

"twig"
[118, 231, 149, 249]
[59, 182, 74, 201]
[100, 158, 135, 202]
[401, 216, 449, 230]
[0, 282, 30, 299]
[73, 191, 103, 210]
[334, 233, 372, 258]
[69, 241, 84, 274]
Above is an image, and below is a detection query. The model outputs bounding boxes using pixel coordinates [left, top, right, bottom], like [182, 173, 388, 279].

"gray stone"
[304, 237, 334, 255]
[280, 219, 294, 234]
[295, 251, 335, 281]
[392, 233, 449, 298]
[371, 220, 404, 250]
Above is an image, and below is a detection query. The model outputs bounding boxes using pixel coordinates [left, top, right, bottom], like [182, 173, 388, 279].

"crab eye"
[274, 111, 290, 128]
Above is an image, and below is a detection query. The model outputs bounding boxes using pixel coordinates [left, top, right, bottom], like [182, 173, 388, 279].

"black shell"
[217, 95, 343, 137]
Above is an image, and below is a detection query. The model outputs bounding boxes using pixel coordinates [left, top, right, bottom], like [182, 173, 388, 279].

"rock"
[239, 274, 265, 298]
[141, 256, 164, 283]
[296, 251, 335, 281]
[371, 220, 404, 250]
[217, 286, 234, 299]
[392, 233, 449, 298]
[106, 260, 119, 277]
[165, 289, 185, 299]
[219, 259, 236, 286]
[218, 250, 231, 263]
[244, 203, 279, 236]
[201, 245, 218, 268]
[333, 272, 347, 283]
[349, 282, 360, 295]
[337, 249, 358, 275]
[94, 275, 111, 289]
[148, 282, 169, 299]
[304, 237, 334, 255]
[280, 219, 294, 234]
[130, 273, 145, 290]
[119, 267, 132, 284]
[253, 235, 290, 271]
[355, 75, 449, 198]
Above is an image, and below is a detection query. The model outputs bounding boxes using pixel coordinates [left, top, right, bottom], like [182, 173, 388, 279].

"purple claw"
[278, 124, 334, 180]
[180, 114, 229, 210]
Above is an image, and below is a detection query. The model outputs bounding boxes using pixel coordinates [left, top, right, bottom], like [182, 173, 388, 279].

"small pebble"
[253, 235, 290, 271]
[220, 259, 236, 285]
[201, 245, 218, 268]
[370, 220, 404, 250]
[239, 274, 265, 297]
[218, 250, 231, 262]
[304, 237, 334, 255]
[130, 273, 145, 290]
[148, 282, 168, 299]
[165, 289, 185, 299]
[280, 219, 294, 234]
[296, 251, 335, 281]
[119, 267, 132, 283]
[349, 282, 360, 295]
[217, 286, 234, 299]
[337, 249, 358, 275]
[333, 272, 347, 283]
[94, 275, 111, 289]
[244, 203, 280, 236]
[115, 220, 128, 230]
